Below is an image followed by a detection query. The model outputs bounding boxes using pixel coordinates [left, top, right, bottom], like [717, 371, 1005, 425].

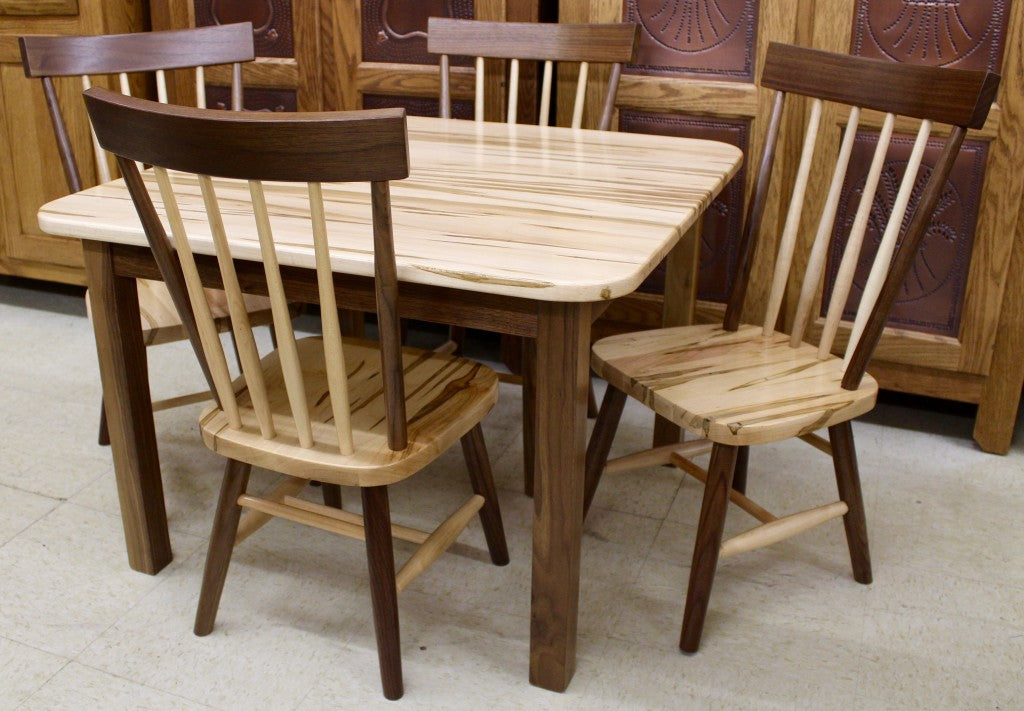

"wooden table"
[38, 115, 742, 692]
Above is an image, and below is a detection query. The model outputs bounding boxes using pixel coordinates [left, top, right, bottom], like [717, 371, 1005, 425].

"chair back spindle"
[83, 88, 411, 457]
[722, 43, 998, 388]
[428, 19, 639, 130]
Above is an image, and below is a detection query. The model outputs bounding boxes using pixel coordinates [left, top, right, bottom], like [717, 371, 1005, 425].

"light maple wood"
[234, 475, 307, 544]
[719, 501, 848, 558]
[593, 324, 879, 446]
[817, 111, 894, 358]
[280, 495, 431, 545]
[40, 117, 742, 303]
[790, 106, 861, 346]
[603, 439, 713, 475]
[395, 494, 485, 593]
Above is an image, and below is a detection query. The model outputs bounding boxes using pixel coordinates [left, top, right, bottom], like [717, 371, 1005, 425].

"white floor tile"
[0, 637, 68, 710]
[2, 277, 1023, 709]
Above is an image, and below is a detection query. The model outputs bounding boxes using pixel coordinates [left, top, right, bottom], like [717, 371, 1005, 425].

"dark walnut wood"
[19, 22, 254, 77]
[83, 89, 409, 183]
[760, 42, 999, 130]
[427, 18, 639, 63]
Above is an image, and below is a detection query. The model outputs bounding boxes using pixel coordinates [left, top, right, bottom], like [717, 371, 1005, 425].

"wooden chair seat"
[591, 323, 877, 446]
[200, 336, 498, 486]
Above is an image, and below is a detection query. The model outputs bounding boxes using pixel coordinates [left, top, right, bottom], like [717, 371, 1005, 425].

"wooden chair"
[428, 18, 639, 493]
[584, 43, 999, 652]
[82, 87, 510, 700]
[428, 18, 639, 129]
[19, 23, 276, 445]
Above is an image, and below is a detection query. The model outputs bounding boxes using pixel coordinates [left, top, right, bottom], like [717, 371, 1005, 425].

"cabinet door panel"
[0, 4, 147, 284]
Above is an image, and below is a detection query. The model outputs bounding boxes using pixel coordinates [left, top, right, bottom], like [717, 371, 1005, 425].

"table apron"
[108, 243, 546, 338]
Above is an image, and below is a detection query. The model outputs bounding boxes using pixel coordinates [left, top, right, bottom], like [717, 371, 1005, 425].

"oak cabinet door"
[0, 2, 147, 284]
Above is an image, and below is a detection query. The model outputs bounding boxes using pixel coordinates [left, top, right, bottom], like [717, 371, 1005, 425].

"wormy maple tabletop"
[39, 116, 742, 302]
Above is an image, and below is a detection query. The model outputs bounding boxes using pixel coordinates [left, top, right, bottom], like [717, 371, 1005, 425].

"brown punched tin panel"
[362, 94, 473, 119]
[822, 130, 989, 337]
[624, 0, 760, 80]
[194, 0, 294, 58]
[619, 110, 749, 303]
[362, 0, 474, 65]
[205, 86, 297, 112]
[850, 0, 1009, 72]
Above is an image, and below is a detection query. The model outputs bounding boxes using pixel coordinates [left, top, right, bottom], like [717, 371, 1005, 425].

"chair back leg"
[320, 483, 343, 509]
[732, 446, 750, 495]
[362, 485, 403, 700]
[460, 425, 510, 565]
[680, 443, 738, 653]
[194, 458, 252, 635]
[828, 422, 872, 584]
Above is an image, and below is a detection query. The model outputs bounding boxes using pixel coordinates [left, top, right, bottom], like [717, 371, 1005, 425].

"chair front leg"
[583, 386, 627, 519]
[680, 442, 738, 653]
[828, 421, 872, 584]
[362, 485, 403, 700]
[194, 457, 252, 636]
[460, 424, 510, 565]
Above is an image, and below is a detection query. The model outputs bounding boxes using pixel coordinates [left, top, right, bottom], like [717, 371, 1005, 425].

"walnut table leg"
[83, 240, 172, 574]
[530, 301, 589, 691]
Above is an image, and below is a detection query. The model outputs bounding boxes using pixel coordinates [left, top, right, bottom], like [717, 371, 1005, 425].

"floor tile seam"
[0, 495, 64, 549]
[10, 658, 75, 711]
[71, 524, 209, 662]
[63, 658, 225, 710]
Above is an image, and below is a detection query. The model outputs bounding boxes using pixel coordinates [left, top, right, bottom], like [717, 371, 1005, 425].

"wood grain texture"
[0, 0, 77, 15]
[193, 457, 251, 635]
[199, 337, 498, 487]
[82, 239, 171, 573]
[40, 116, 742, 304]
[427, 19, 638, 63]
[680, 443, 737, 653]
[592, 324, 878, 446]
[19, 22, 254, 77]
[362, 485, 403, 700]
[530, 300, 590, 691]
[429, 19, 639, 129]
[760, 42, 998, 130]
[83, 89, 410, 183]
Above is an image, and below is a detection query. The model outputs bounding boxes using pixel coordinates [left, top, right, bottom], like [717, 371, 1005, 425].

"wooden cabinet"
[561, 0, 1024, 454]
[0, 1, 147, 284]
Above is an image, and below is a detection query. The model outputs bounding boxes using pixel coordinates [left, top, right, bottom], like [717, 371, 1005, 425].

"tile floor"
[1, 276, 1022, 710]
